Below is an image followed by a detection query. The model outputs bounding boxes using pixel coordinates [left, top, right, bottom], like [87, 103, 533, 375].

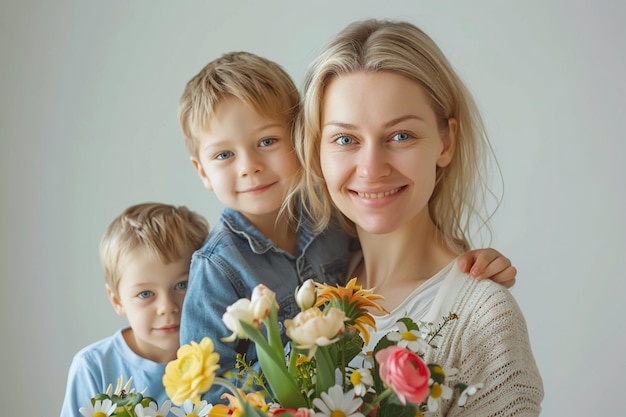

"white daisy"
[426, 382, 453, 412]
[349, 368, 374, 397]
[170, 399, 213, 417]
[386, 321, 429, 353]
[135, 400, 173, 417]
[458, 383, 484, 406]
[312, 385, 364, 417]
[79, 398, 117, 417]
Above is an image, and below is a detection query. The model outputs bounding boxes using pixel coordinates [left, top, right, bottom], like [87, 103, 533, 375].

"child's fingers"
[466, 249, 508, 277]
[474, 260, 517, 288]
[491, 267, 517, 288]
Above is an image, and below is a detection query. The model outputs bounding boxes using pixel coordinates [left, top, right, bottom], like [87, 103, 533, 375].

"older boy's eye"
[259, 138, 276, 147]
[175, 281, 188, 290]
[392, 132, 410, 142]
[138, 290, 153, 299]
[335, 135, 353, 145]
[215, 151, 233, 160]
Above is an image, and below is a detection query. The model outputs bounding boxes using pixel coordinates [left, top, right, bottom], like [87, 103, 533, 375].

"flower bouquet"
[162, 278, 481, 416]
[80, 279, 481, 417]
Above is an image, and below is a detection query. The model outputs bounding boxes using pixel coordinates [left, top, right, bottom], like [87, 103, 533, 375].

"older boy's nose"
[238, 152, 263, 176]
[356, 144, 391, 179]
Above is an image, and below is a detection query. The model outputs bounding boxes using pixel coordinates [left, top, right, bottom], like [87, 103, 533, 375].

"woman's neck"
[355, 218, 457, 311]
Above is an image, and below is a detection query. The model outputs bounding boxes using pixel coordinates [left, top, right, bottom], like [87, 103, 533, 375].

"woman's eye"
[392, 132, 410, 142]
[335, 135, 354, 145]
[215, 151, 233, 160]
[175, 281, 188, 291]
[138, 290, 153, 299]
[259, 138, 276, 147]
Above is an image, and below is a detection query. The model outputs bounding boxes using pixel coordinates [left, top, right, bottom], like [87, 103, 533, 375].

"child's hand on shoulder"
[457, 248, 517, 288]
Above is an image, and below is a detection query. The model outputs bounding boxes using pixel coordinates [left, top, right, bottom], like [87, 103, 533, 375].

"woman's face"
[319, 71, 455, 235]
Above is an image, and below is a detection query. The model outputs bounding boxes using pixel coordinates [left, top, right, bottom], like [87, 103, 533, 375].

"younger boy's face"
[107, 249, 190, 363]
[191, 97, 300, 224]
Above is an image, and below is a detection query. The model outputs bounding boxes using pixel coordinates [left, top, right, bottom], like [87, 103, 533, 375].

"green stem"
[314, 346, 336, 397]
[239, 321, 307, 409]
[361, 387, 394, 415]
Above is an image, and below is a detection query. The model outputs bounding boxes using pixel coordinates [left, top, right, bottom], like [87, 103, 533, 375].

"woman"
[296, 19, 544, 416]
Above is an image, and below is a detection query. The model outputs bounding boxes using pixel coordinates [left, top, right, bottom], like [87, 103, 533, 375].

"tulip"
[295, 279, 317, 311]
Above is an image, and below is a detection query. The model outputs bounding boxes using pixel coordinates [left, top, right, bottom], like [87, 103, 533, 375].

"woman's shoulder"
[427, 262, 524, 323]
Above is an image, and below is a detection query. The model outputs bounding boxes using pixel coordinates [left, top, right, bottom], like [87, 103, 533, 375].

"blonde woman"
[296, 19, 544, 416]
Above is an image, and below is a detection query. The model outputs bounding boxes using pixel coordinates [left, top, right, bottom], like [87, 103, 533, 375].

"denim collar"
[220, 207, 316, 256]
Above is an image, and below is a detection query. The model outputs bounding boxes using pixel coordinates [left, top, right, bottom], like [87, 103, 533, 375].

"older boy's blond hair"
[99, 202, 209, 295]
[178, 51, 301, 160]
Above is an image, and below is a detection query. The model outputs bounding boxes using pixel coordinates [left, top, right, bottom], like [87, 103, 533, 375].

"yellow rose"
[162, 337, 220, 406]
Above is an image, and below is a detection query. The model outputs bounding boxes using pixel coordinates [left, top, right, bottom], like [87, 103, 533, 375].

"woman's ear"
[190, 157, 213, 191]
[106, 284, 125, 316]
[437, 118, 457, 167]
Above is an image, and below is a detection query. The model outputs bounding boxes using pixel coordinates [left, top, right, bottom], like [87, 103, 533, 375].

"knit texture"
[423, 276, 544, 416]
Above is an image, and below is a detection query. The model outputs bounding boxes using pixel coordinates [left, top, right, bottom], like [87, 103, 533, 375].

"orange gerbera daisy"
[315, 278, 387, 345]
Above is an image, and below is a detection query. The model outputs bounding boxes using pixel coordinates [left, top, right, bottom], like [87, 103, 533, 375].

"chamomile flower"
[426, 382, 453, 412]
[312, 385, 364, 417]
[386, 321, 429, 353]
[458, 382, 484, 406]
[79, 398, 117, 417]
[349, 368, 374, 397]
[170, 399, 213, 417]
[135, 400, 173, 417]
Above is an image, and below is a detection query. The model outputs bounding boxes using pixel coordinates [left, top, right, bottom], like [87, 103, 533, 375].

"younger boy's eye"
[215, 151, 234, 160]
[175, 281, 188, 291]
[259, 138, 276, 147]
[335, 135, 354, 145]
[138, 290, 153, 299]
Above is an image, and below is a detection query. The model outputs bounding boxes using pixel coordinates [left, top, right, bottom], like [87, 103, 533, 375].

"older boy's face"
[191, 97, 300, 225]
[107, 249, 190, 363]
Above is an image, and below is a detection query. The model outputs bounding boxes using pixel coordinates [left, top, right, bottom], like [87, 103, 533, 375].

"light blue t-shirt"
[59, 328, 169, 417]
[180, 207, 352, 405]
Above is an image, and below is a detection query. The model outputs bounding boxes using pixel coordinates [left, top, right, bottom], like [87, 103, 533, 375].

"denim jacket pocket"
[276, 294, 299, 337]
[320, 258, 349, 286]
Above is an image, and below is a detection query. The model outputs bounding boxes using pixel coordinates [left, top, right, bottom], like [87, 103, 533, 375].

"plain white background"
[1, 1, 624, 415]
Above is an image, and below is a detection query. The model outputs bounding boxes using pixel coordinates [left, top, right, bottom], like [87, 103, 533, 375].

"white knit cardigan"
[365, 261, 544, 416]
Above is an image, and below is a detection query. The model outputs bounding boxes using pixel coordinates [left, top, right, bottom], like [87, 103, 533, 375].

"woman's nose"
[356, 143, 391, 180]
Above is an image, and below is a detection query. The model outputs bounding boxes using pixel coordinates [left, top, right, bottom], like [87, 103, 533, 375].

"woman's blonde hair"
[295, 19, 501, 253]
[99, 202, 209, 294]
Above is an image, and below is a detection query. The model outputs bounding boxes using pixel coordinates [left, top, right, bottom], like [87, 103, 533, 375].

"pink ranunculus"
[375, 345, 431, 405]
[270, 407, 314, 417]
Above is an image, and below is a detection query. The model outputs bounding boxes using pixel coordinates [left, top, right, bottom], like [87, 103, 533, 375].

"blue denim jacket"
[179, 207, 352, 404]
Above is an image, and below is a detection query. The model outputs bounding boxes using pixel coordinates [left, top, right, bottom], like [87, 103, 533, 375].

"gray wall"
[1, 1, 624, 415]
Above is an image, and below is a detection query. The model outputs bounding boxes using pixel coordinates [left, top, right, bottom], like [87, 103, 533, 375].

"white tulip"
[295, 279, 317, 311]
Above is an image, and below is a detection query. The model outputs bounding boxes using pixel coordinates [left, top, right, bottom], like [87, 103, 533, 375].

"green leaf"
[314, 345, 336, 397]
[397, 317, 419, 332]
[264, 303, 286, 360]
[239, 321, 306, 409]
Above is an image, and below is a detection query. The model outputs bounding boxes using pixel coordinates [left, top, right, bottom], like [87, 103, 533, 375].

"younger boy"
[60, 202, 209, 417]
[177, 51, 516, 405]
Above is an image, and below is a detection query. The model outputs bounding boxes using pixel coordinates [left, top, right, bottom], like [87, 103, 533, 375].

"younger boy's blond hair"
[99, 202, 209, 295]
[178, 51, 301, 160]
